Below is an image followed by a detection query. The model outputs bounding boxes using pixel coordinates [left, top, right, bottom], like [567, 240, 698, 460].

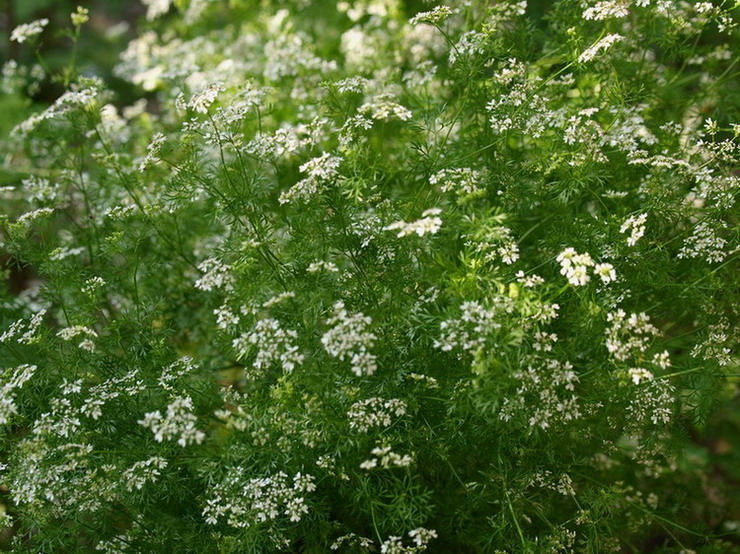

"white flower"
[203, 470, 314, 528]
[620, 213, 647, 246]
[409, 5, 454, 26]
[348, 398, 407, 432]
[557, 248, 594, 286]
[408, 527, 438, 547]
[628, 367, 654, 385]
[677, 221, 726, 263]
[605, 310, 660, 362]
[194, 258, 234, 291]
[583, 1, 629, 21]
[307, 260, 339, 273]
[384, 208, 442, 238]
[0, 365, 37, 424]
[516, 271, 545, 287]
[188, 82, 224, 114]
[430, 167, 484, 197]
[71, 6, 90, 27]
[558, 249, 617, 286]
[594, 263, 617, 284]
[361, 445, 413, 470]
[138, 132, 166, 171]
[10, 19, 49, 43]
[138, 396, 205, 447]
[359, 95, 413, 121]
[17, 207, 54, 224]
[57, 326, 98, 351]
[142, 0, 172, 20]
[214, 305, 240, 330]
[122, 457, 168, 491]
[232, 318, 304, 376]
[321, 302, 377, 376]
[279, 153, 342, 204]
[653, 350, 671, 369]
[435, 300, 497, 351]
[578, 34, 625, 63]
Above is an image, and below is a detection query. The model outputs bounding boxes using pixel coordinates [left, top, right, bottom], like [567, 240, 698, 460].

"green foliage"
[0, 0, 738, 552]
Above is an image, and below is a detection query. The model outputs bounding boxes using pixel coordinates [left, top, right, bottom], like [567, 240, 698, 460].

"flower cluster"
[138, 396, 206, 447]
[232, 318, 304, 378]
[279, 153, 343, 204]
[321, 301, 377, 376]
[0, 364, 36, 425]
[122, 457, 168, 492]
[677, 221, 728, 263]
[347, 397, 407, 433]
[578, 34, 625, 63]
[434, 300, 503, 353]
[557, 248, 616, 286]
[380, 528, 438, 553]
[499, 356, 581, 430]
[360, 445, 413, 470]
[203, 470, 315, 530]
[429, 167, 484, 199]
[409, 6, 454, 26]
[619, 213, 648, 247]
[194, 258, 234, 292]
[10, 19, 48, 43]
[384, 208, 443, 238]
[605, 310, 660, 362]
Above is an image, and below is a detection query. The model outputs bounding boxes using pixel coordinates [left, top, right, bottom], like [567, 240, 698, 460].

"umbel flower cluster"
[0, 0, 738, 552]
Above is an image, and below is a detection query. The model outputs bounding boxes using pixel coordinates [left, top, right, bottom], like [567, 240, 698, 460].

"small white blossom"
[677, 221, 727, 263]
[583, 1, 629, 21]
[138, 132, 166, 171]
[362, 445, 413, 470]
[10, 19, 49, 43]
[359, 95, 412, 122]
[434, 299, 510, 352]
[321, 302, 377, 376]
[594, 262, 617, 284]
[232, 318, 304, 377]
[385, 208, 442, 238]
[194, 258, 234, 292]
[279, 153, 342, 204]
[122, 457, 168, 491]
[214, 305, 240, 330]
[141, 0, 172, 20]
[307, 260, 339, 273]
[138, 396, 205, 447]
[188, 82, 224, 114]
[516, 271, 545, 287]
[57, 326, 98, 351]
[0, 364, 37, 424]
[203, 470, 314, 528]
[348, 398, 407, 432]
[557, 248, 594, 286]
[578, 34, 625, 63]
[627, 367, 654, 385]
[409, 6, 454, 26]
[605, 309, 660, 362]
[620, 213, 647, 246]
[81, 277, 106, 295]
[408, 528, 438, 548]
[430, 167, 484, 197]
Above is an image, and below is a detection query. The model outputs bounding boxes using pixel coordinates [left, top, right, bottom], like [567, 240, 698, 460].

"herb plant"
[0, 0, 738, 552]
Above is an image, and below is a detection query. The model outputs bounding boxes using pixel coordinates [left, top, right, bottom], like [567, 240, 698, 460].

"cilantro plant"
[0, 0, 738, 552]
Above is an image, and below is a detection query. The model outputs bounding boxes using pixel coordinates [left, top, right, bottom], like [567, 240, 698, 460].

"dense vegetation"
[1, 0, 738, 552]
